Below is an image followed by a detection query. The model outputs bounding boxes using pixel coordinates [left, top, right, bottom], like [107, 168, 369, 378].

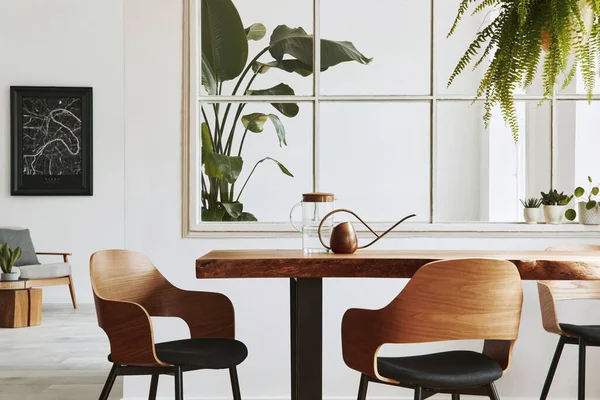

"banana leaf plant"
[200, 0, 371, 221]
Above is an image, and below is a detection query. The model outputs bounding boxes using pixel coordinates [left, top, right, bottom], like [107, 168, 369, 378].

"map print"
[21, 97, 82, 176]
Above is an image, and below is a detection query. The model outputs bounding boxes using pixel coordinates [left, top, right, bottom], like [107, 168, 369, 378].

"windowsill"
[185, 222, 600, 238]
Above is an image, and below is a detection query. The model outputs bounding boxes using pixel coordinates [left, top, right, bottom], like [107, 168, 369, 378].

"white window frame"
[182, 0, 600, 238]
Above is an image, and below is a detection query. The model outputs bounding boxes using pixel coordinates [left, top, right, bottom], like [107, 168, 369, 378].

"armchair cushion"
[0, 228, 39, 266]
[16, 262, 71, 279]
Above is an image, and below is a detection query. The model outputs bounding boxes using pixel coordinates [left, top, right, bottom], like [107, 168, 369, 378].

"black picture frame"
[11, 86, 93, 196]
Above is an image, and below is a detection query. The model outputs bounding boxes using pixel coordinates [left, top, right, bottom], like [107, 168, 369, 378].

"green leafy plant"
[448, 0, 600, 141]
[0, 244, 22, 274]
[541, 189, 573, 206]
[520, 197, 543, 208]
[565, 175, 600, 220]
[200, 0, 371, 221]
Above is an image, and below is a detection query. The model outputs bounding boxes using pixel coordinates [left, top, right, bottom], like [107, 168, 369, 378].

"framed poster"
[11, 86, 93, 195]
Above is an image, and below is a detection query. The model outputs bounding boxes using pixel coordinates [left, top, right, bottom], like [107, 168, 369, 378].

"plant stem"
[224, 104, 246, 155]
[237, 127, 249, 157]
[213, 104, 222, 152]
[236, 158, 267, 202]
[200, 106, 212, 139]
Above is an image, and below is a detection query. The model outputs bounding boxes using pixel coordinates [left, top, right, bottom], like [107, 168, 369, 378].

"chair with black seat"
[90, 249, 247, 400]
[341, 258, 523, 400]
[537, 244, 600, 400]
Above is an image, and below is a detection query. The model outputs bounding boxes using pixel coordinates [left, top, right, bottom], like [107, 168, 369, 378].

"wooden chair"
[341, 258, 523, 400]
[537, 244, 600, 400]
[90, 249, 247, 400]
[32, 251, 77, 309]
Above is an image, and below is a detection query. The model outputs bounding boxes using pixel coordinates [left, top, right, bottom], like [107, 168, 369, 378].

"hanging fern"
[449, 0, 600, 141]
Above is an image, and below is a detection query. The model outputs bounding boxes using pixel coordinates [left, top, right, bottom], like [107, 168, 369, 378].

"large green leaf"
[201, 123, 221, 178]
[201, 0, 248, 82]
[245, 23, 267, 41]
[201, 55, 217, 95]
[202, 206, 226, 221]
[241, 113, 287, 146]
[252, 60, 329, 77]
[246, 83, 299, 117]
[268, 25, 372, 70]
[213, 153, 243, 183]
[242, 113, 268, 133]
[260, 157, 294, 177]
[222, 202, 243, 218]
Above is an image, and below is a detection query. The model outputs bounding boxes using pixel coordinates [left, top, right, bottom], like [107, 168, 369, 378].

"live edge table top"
[196, 249, 600, 280]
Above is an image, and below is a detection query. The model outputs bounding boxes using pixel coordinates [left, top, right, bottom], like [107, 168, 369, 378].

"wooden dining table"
[196, 249, 600, 400]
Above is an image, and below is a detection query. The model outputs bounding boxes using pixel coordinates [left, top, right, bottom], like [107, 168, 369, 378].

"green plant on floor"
[520, 197, 543, 208]
[565, 176, 600, 220]
[200, 0, 371, 222]
[0, 244, 22, 274]
[448, 0, 600, 142]
[541, 189, 573, 206]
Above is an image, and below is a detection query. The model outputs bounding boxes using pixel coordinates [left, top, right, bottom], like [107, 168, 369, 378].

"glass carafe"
[289, 193, 335, 253]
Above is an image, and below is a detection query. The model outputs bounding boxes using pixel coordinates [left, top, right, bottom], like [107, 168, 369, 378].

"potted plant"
[0, 244, 22, 281]
[541, 190, 573, 224]
[199, 0, 371, 221]
[448, 0, 600, 141]
[565, 176, 600, 224]
[520, 197, 543, 224]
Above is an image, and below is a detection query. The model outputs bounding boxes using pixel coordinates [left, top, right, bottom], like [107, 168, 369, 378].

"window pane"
[199, 0, 313, 96]
[436, 0, 488, 95]
[319, 102, 431, 222]
[436, 101, 551, 222]
[320, 0, 430, 95]
[555, 101, 600, 194]
[198, 102, 313, 222]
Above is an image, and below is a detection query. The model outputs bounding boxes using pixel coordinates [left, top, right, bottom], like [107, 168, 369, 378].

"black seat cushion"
[377, 350, 503, 389]
[560, 323, 600, 341]
[155, 338, 248, 369]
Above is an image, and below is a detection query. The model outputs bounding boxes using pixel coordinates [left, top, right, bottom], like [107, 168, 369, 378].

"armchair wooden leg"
[357, 374, 369, 400]
[174, 365, 184, 400]
[99, 363, 119, 400]
[148, 374, 159, 400]
[67, 275, 77, 309]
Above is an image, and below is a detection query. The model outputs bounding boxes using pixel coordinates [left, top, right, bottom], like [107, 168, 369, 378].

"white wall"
[3, 1, 600, 400]
[0, 0, 125, 302]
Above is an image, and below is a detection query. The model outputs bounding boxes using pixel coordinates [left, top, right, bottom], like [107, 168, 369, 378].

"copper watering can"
[317, 209, 417, 254]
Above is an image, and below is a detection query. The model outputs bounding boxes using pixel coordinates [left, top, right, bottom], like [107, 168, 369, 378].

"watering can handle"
[289, 201, 303, 232]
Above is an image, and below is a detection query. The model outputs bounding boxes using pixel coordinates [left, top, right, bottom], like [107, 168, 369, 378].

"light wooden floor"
[0, 304, 122, 400]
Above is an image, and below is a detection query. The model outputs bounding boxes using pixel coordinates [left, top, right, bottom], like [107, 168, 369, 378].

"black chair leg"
[230, 367, 242, 400]
[451, 394, 460, 400]
[485, 383, 500, 400]
[540, 336, 566, 400]
[579, 338, 586, 400]
[414, 386, 424, 400]
[99, 363, 120, 400]
[174, 365, 184, 400]
[148, 374, 159, 400]
[357, 374, 369, 400]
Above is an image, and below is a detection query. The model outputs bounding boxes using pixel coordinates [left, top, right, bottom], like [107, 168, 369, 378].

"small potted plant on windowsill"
[541, 190, 572, 225]
[0, 244, 22, 281]
[565, 176, 600, 225]
[520, 197, 543, 224]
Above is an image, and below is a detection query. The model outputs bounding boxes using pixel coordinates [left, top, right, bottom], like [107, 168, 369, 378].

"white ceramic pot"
[1, 272, 19, 281]
[544, 205, 565, 225]
[523, 208, 540, 224]
[578, 202, 600, 225]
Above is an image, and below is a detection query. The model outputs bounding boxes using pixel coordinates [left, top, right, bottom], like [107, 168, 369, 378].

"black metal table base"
[290, 278, 323, 400]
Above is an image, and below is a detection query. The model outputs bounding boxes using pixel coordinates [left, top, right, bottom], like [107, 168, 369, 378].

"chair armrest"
[143, 288, 235, 340]
[36, 252, 72, 263]
[537, 281, 567, 336]
[94, 295, 166, 366]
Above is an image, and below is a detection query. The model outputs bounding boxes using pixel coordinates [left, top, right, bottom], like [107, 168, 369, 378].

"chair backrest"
[380, 258, 523, 343]
[90, 249, 172, 305]
[341, 258, 523, 379]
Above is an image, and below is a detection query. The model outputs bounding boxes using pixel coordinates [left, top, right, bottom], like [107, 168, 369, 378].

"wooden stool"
[0, 280, 42, 328]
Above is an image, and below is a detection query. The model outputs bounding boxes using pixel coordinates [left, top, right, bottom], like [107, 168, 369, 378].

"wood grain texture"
[0, 289, 41, 328]
[537, 245, 600, 336]
[340, 258, 523, 382]
[90, 249, 235, 367]
[196, 249, 600, 280]
[0, 279, 31, 290]
[34, 252, 76, 308]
